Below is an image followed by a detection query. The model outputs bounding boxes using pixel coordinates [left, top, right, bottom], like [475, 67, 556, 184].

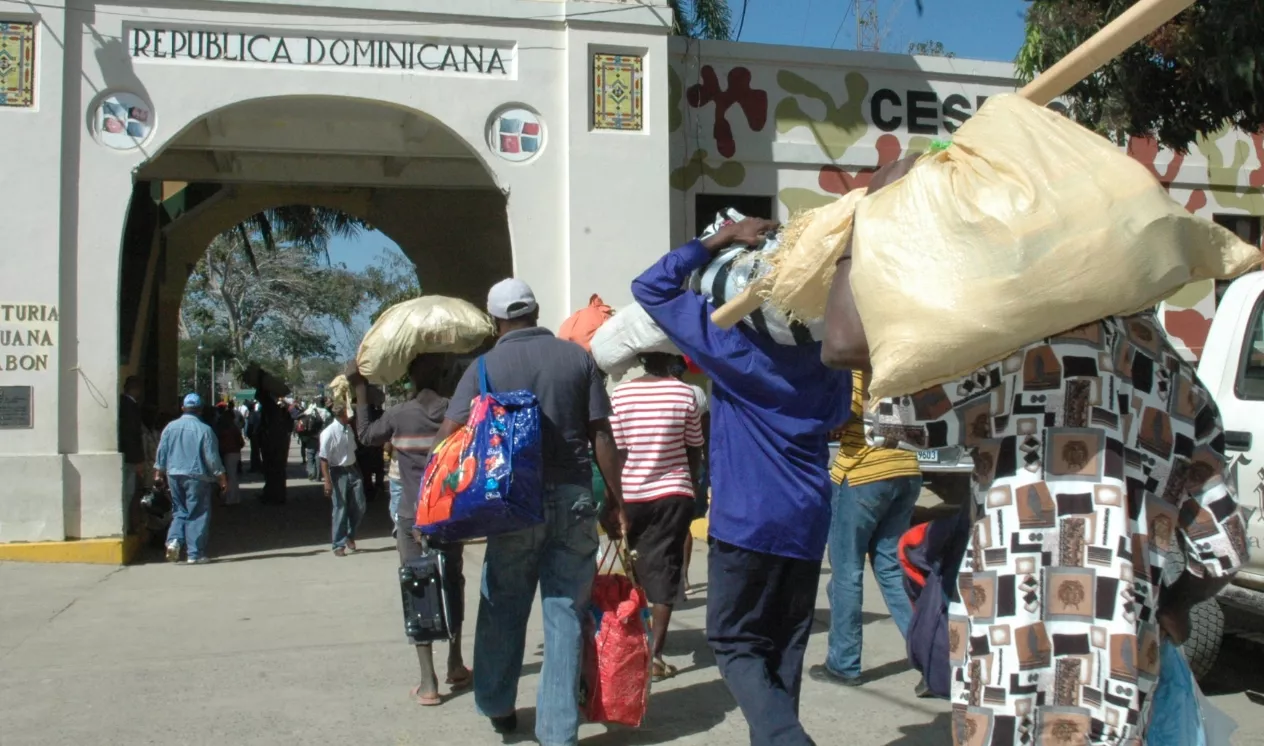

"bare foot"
[446, 666, 473, 691]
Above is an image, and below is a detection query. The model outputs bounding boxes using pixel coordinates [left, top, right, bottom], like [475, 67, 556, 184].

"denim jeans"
[388, 478, 403, 521]
[708, 538, 821, 746]
[303, 439, 321, 480]
[329, 465, 366, 550]
[167, 475, 213, 560]
[825, 475, 922, 678]
[473, 483, 599, 746]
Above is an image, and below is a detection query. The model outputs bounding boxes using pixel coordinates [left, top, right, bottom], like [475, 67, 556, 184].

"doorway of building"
[116, 96, 513, 560]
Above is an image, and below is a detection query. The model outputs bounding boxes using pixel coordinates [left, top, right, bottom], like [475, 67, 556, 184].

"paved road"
[2, 445, 1261, 745]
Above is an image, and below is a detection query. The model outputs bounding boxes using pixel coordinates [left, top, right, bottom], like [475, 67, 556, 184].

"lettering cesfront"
[130, 28, 510, 75]
[0, 304, 57, 373]
[868, 88, 1069, 135]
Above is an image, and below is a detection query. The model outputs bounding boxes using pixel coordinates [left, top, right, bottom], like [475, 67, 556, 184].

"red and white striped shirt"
[610, 378, 705, 503]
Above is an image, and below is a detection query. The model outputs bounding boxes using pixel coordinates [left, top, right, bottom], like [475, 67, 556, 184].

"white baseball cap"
[487, 278, 539, 320]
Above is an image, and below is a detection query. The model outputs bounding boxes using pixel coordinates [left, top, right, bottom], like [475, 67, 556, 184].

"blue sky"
[728, 0, 1029, 60]
[326, 0, 1030, 352]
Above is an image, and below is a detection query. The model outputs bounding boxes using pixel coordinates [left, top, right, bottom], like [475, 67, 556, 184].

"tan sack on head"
[765, 187, 868, 322]
[356, 296, 494, 385]
[851, 94, 1262, 401]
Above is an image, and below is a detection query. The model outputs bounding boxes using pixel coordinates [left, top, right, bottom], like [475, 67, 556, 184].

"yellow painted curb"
[0, 535, 141, 565]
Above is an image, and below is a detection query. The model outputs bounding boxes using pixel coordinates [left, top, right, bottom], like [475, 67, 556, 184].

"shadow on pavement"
[1203, 635, 1264, 696]
[884, 711, 952, 745]
[544, 678, 739, 746]
[132, 443, 396, 563]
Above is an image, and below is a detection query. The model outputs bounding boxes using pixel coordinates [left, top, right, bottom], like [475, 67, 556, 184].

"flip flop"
[410, 684, 442, 707]
[651, 660, 678, 682]
[446, 667, 473, 691]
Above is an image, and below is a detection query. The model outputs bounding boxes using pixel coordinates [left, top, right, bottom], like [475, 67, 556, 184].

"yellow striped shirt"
[830, 371, 920, 486]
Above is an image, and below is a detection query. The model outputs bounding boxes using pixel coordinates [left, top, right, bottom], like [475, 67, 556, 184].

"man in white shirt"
[319, 403, 366, 557]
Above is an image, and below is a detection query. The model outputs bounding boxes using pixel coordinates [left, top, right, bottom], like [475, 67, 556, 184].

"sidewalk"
[1, 446, 1261, 745]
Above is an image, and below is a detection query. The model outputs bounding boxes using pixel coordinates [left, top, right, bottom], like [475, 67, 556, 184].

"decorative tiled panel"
[0, 21, 34, 107]
[593, 53, 642, 131]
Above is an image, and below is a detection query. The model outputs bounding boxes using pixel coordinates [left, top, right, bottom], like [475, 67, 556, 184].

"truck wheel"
[1183, 599, 1225, 682]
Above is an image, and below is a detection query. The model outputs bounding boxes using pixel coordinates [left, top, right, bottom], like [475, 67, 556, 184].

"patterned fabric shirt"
[831, 370, 921, 487]
[870, 314, 1248, 746]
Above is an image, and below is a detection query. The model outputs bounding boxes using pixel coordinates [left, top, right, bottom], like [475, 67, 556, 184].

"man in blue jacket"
[632, 218, 850, 746]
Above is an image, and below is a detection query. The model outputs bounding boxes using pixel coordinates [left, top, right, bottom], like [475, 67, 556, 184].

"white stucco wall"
[0, 0, 674, 542]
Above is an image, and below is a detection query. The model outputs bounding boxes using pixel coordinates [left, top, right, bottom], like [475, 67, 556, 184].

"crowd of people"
[118, 168, 1249, 745]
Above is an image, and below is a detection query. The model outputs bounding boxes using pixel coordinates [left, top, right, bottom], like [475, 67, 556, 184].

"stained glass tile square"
[593, 53, 642, 131]
[0, 21, 35, 108]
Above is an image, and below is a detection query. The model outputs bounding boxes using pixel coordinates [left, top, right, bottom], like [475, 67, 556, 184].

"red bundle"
[581, 561, 652, 727]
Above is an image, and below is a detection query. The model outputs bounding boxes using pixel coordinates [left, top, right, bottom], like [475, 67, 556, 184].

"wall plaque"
[0, 385, 32, 428]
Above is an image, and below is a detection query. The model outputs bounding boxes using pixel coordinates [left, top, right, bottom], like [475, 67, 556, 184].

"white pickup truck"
[1182, 272, 1264, 679]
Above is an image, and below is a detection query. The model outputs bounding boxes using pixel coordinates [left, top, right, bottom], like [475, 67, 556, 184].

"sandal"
[651, 659, 678, 682]
[411, 684, 442, 706]
[446, 667, 473, 691]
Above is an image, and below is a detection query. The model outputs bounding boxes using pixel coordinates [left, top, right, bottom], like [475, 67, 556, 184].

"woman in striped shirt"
[610, 352, 706, 680]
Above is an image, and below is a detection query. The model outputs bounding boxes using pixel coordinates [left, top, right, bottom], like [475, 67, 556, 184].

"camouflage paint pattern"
[668, 39, 1263, 361]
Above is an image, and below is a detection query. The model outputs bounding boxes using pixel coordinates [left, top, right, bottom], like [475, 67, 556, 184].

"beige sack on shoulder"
[356, 296, 494, 384]
[852, 94, 1261, 400]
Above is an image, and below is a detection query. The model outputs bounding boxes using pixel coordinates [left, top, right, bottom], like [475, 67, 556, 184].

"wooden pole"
[707, 0, 1197, 330]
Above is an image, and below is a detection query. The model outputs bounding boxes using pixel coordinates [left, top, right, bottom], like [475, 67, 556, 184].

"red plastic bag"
[559, 295, 613, 352]
[580, 547, 651, 727]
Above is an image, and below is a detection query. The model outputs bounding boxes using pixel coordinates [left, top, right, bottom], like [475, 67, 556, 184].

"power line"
[828, 2, 855, 49]
[735, 0, 749, 40]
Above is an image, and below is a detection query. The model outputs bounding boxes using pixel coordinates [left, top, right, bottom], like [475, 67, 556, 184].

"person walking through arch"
[348, 354, 472, 704]
[154, 393, 226, 564]
[431, 278, 625, 746]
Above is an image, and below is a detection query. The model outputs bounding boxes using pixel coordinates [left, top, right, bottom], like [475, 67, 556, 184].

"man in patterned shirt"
[821, 158, 1250, 746]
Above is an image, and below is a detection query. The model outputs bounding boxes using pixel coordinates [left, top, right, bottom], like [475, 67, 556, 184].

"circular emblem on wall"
[487, 106, 544, 163]
[92, 92, 155, 151]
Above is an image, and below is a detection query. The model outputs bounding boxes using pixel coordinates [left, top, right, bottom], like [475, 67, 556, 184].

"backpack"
[900, 502, 972, 699]
[416, 358, 544, 542]
[296, 412, 320, 435]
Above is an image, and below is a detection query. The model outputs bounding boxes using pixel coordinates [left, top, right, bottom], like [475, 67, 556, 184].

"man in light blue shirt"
[155, 393, 226, 564]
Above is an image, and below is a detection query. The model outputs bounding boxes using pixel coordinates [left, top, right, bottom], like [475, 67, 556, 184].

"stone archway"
[117, 95, 514, 409]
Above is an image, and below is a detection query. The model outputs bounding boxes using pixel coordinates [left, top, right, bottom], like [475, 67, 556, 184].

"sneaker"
[165, 542, 181, 563]
[186, 557, 210, 565]
[808, 664, 862, 687]
[347, 540, 358, 553]
[333, 547, 347, 557]
[489, 712, 518, 734]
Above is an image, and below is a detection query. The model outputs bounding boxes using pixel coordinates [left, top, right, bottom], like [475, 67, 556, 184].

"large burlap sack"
[356, 296, 494, 385]
[695, 209, 825, 346]
[852, 94, 1261, 400]
[590, 303, 680, 379]
[559, 294, 614, 352]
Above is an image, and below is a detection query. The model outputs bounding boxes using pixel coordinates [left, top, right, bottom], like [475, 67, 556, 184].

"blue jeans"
[826, 475, 922, 678]
[473, 483, 599, 746]
[167, 475, 213, 560]
[330, 466, 366, 550]
[388, 478, 403, 521]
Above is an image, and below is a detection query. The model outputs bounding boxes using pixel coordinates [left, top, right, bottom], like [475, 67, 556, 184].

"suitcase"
[399, 550, 453, 644]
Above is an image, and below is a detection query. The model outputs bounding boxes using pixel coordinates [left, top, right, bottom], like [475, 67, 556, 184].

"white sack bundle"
[590, 303, 682, 379]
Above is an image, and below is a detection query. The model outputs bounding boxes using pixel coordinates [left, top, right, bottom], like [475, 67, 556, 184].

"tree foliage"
[668, 0, 732, 40]
[1016, 0, 1264, 151]
[233, 205, 367, 272]
[908, 39, 954, 57]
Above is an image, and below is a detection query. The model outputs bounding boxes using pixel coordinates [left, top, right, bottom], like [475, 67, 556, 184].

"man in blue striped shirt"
[154, 393, 226, 564]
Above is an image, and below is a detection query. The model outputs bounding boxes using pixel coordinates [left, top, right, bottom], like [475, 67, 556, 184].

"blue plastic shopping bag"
[1148, 640, 1237, 746]
[416, 358, 544, 542]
